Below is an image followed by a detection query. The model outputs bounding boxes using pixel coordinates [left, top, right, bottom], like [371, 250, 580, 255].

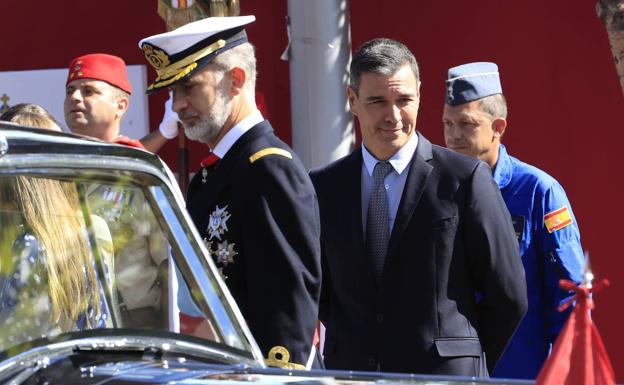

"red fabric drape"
[536, 279, 615, 385]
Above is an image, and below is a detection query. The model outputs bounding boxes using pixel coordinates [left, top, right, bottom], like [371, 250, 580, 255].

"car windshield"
[0, 168, 255, 359]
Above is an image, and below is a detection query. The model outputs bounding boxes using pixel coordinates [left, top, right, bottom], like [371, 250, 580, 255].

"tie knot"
[373, 161, 393, 182]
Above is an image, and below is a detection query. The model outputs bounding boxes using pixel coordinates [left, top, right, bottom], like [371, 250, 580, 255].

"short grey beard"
[184, 118, 222, 144]
[182, 88, 232, 145]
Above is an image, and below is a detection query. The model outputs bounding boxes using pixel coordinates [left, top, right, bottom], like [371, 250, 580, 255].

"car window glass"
[0, 174, 243, 354]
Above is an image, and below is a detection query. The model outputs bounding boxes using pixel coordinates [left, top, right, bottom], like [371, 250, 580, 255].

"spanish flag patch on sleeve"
[544, 206, 573, 233]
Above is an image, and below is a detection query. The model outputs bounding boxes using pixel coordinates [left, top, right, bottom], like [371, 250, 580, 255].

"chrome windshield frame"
[0, 127, 264, 365]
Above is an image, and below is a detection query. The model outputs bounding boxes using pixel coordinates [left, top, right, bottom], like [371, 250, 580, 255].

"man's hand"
[140, 92, 181, 153]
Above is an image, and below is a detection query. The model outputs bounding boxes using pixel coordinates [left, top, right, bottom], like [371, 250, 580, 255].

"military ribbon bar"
[171, 0, 193, 8]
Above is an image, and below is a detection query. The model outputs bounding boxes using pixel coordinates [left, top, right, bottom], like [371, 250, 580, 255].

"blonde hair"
[1, 105, 101, 331]
[0, 103, 63, 132]
[14, 177, 101, 330]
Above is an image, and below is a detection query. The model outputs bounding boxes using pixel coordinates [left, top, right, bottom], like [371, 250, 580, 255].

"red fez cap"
[66, 53, 132, 94]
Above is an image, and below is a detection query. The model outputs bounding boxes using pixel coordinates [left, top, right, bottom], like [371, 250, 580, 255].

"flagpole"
[178, 123, 188, 196]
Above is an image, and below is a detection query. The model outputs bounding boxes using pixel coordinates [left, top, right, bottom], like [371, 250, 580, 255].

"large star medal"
[215, 240, 238, 266]
[207, 205, 231, 241]
[203, 239, 238, 280]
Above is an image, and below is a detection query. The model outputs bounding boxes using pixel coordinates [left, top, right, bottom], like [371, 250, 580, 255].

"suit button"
[367, 358, 376, 367]
[376, 313, 384, 323]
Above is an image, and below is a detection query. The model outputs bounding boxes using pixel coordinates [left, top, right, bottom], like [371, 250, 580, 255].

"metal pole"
[286, 0, 355, 169]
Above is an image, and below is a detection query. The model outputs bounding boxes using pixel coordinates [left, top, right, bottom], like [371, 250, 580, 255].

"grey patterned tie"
[366, 161, 393, 280]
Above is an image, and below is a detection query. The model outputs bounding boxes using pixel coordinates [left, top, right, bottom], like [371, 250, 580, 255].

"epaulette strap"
[249, 147, 292, 163]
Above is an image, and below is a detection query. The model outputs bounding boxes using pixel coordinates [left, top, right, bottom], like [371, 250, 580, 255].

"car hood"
[0, 331, 532, 385]
[0, 330, 260, 384]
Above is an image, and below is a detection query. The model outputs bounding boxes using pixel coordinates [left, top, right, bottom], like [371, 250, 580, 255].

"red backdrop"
[2, 0, 622, 379]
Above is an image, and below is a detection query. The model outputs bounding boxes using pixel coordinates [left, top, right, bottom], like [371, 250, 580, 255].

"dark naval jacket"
[187, 120, 321, 368]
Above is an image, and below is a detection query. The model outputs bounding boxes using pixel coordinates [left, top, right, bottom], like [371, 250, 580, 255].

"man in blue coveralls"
[441, 62, 585, 379]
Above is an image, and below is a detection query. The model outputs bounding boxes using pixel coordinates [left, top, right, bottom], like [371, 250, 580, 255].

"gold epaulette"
[249, 147, 292, 163]
[264, 346, 306, 370]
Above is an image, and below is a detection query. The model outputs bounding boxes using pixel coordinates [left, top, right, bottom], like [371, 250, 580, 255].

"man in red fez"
[64, 53, 172, 327]
[64, 53, 178, 151]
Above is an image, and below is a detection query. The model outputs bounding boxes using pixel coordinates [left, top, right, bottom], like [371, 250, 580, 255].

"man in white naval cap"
[138, 16, 322, 369]
[443, 62, 585, 379]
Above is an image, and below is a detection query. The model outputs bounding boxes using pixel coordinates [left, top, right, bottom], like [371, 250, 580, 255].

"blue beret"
[445, 62, 502, 106]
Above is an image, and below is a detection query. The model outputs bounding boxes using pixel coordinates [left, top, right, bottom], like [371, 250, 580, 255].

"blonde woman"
[0, 104, 109, 349]
[0, 103, 64, 131]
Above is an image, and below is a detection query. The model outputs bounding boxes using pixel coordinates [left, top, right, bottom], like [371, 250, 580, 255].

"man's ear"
[346, 86, 359, 116]
[115, 96, 129, 119]
[414, 81, 422, 108]
[230, 67, 246, 96]
[492, 117, 507, 139]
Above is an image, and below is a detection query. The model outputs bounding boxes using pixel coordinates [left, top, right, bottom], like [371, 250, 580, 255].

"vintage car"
[0, 124, 529, 385]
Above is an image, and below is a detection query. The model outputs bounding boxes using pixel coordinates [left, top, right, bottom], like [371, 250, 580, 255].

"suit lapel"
[385, 133, 433, 268]
[345, 148, 366, 260]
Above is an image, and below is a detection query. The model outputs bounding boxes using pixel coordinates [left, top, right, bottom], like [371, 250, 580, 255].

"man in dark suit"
[139, 16, 321, 369]
[310, 38, 527, 376]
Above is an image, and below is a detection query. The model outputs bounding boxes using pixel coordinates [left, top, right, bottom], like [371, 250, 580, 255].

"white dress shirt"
[212, 109, 264, 158]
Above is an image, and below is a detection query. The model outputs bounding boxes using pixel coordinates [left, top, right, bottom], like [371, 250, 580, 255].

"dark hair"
[349, 38, 420, 95]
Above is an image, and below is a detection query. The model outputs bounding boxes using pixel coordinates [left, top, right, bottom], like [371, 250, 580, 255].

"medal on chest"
[203, 205, 238, 279]
[202, 168, 208, 183]
[207, 205, 231, 240]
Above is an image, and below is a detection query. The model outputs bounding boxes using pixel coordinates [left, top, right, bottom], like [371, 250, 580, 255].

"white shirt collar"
[362, 132, 419, 176]
[212, 110, 264, 158]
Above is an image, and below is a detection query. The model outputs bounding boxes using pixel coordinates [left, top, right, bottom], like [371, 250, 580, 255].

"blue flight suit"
[491, 144, 585, 379]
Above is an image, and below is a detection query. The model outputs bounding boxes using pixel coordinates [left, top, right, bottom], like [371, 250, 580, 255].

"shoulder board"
[249, 147, 292, 163]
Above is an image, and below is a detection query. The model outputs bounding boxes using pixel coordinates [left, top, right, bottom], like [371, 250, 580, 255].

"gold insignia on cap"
[145, 39, 226, 91]
[249, 148, 292, 163]
[147, 62, 197, 91]
[76, 71, 83, 77]
[142, 43, 170, 70]
[265, 346, 306, 370]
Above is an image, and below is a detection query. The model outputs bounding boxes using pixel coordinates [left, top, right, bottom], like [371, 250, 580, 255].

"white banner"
[0, 65, 150, 139]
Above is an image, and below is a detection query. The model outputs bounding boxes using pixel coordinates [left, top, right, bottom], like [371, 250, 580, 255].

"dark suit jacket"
[310, 133, 527, 375]
[187, 120, 321, 367]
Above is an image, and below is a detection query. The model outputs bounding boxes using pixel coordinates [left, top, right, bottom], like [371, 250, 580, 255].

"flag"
[535, 278, 615, 385]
